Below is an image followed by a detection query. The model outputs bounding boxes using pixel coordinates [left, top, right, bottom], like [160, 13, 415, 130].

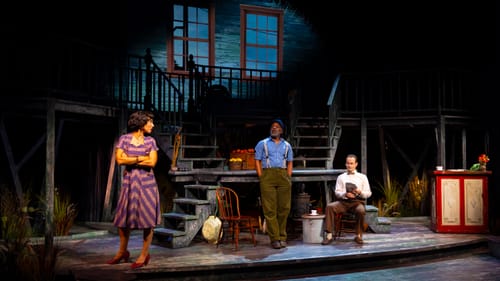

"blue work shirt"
[254, 137, 293, 168]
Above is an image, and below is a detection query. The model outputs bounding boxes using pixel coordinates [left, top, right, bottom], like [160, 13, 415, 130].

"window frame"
[167, 1, 215, 74]
[240, 4, 284, 79]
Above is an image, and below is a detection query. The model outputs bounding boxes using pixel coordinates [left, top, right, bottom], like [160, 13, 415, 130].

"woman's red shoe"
[131, 254, 150, 269]
[106, 250, 130, 264]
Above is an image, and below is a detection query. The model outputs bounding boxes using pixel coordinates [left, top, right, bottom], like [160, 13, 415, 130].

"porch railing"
[331, 69, 477, 118]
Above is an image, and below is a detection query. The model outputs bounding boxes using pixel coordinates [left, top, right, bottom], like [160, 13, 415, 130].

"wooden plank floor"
[54, 217, 500, 281]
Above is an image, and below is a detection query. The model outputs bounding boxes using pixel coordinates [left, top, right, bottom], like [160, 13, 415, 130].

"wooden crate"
[230, 151, 255, 170]
[244, 153, 255, 170]
[229, 161, 243, 170]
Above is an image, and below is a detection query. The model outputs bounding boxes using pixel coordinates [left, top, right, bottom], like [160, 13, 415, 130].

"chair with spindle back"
[215, 186, 257, 250]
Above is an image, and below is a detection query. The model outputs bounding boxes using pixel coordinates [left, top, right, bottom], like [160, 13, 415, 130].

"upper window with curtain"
[240, 5, 283, 78]
[168, 2, 214, 73]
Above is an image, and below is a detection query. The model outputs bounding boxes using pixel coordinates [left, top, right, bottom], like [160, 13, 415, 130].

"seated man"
[322, 154, 372, 245]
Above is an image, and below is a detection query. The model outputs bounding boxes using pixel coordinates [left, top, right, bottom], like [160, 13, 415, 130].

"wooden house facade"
[1, 0, 498, 242]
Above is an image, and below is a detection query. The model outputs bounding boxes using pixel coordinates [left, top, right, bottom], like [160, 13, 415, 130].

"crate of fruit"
[244, 151, 255, 170]
[230, 149, 255, 170]
[229, 158, 243, 170]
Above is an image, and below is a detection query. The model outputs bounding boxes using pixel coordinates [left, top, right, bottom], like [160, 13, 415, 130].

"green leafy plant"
[0, 187, 48, 280]
[407, 174, 429, 216]
[53, 188, 78, 236]
[0, 186, 67, 281]
[0, 188, 32, 261]
[373, 179, 402, 217]
[470, 153, 490, 171]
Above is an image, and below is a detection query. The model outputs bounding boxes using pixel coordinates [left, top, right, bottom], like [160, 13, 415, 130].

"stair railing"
[326, 74, 342, 168]
[122, 49, 184, 131]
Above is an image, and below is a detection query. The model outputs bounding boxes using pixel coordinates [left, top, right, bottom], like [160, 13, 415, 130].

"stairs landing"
[365, 205, 391, 233]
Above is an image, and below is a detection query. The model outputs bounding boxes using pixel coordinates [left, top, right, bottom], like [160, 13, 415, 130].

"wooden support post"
[45, 98, 55, 256]
[360, 117, 367, 174]
[102, 144, 117, 221]
[378, 126, 390, 190]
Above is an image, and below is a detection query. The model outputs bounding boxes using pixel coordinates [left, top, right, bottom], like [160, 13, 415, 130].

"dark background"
[10, 1, 497, 72]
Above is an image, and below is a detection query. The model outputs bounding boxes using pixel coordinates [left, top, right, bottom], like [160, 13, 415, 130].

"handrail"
[331, 69, 475, 117]
[327, 74, 341, 107]
[124, 49, 184, 130]
[327, 74, 342, 152]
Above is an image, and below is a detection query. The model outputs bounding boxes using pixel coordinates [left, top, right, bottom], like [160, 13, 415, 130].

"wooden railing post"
[144, 48, 153, 111]
[188, 54, 195, 114]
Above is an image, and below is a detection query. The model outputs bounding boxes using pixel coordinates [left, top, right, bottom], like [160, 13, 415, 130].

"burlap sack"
[202, 215, 222, 244]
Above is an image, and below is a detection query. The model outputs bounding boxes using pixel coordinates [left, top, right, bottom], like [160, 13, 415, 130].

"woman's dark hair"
[127, 111, 154, 132]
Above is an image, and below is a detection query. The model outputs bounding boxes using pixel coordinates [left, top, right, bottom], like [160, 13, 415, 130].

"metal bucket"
[302, 214, 325, 243]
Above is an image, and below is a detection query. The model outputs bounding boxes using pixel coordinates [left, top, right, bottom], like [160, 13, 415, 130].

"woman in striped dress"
[106, 111, 161, 269]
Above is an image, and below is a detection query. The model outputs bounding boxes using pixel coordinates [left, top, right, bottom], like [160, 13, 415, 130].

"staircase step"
[293, 157, 331, 161]
[184, 184, 219, 190]
[172, 198, 212, 218]
[370, 217, 392, 233]
[364, 205, 392, 233]
[182, 132, 210, 137]
[377, 217, 391, 225]
[184, 184, 218, 203]
[173, 198, 211, 205]
[295, 146, 332, 150]
[181, 145, 219, 149]
[178, 157, 226, 161]
[293, 135, 328, 139]
[153, 227, 193, 249]
[162, 212, 202, 231]
[162, 212, 199, 221]
[177, 158, 226, 170]
[365, 205, 379, 226]
[291, 115, 339, 169]
[296, 124, 328, 128]
[154, 197, 213, 249]
[154, 227, 186, 237]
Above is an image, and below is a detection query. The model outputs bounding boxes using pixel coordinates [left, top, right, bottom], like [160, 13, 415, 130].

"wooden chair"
[333, 200, 369, 240]
[215, 186, 257, 250]
[334, 212, 358, 239]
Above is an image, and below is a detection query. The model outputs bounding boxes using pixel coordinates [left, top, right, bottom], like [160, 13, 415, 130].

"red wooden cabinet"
[431, 170, 491, 233]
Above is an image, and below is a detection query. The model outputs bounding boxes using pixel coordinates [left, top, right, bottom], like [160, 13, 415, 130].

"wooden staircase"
[290, 116, 342, 169]
[172, 120, 226, 170]
[153, 184, 218, 248]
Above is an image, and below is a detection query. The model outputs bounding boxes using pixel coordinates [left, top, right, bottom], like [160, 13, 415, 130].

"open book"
[346, 182, 357, 193]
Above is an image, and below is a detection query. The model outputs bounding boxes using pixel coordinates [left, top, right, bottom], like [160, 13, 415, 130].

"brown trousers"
[323, 200, 366, 236]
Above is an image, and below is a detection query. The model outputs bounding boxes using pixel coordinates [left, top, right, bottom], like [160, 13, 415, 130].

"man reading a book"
[321, 154, 372, 245]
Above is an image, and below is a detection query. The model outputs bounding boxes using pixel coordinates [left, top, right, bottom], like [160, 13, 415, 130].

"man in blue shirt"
[254, 119, 294, 249]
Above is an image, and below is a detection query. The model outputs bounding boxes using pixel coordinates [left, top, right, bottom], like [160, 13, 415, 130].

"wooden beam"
[378, 126, 390, 189]
[439, 115, 446, 169]
[16, 134, 46, 170]
[461, 129, 467, 169]
[44, 98, 55, 256]
[360, 117, 367, 174]
[103, 110, 128, 221]
[102, 142, 117, 222]
[386, 133, 416, 169]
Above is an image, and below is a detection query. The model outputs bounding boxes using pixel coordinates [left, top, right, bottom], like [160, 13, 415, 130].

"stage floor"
[54, 217, 500, 281]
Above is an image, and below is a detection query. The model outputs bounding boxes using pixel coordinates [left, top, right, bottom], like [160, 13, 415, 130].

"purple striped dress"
[113, 133, 161, 229]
